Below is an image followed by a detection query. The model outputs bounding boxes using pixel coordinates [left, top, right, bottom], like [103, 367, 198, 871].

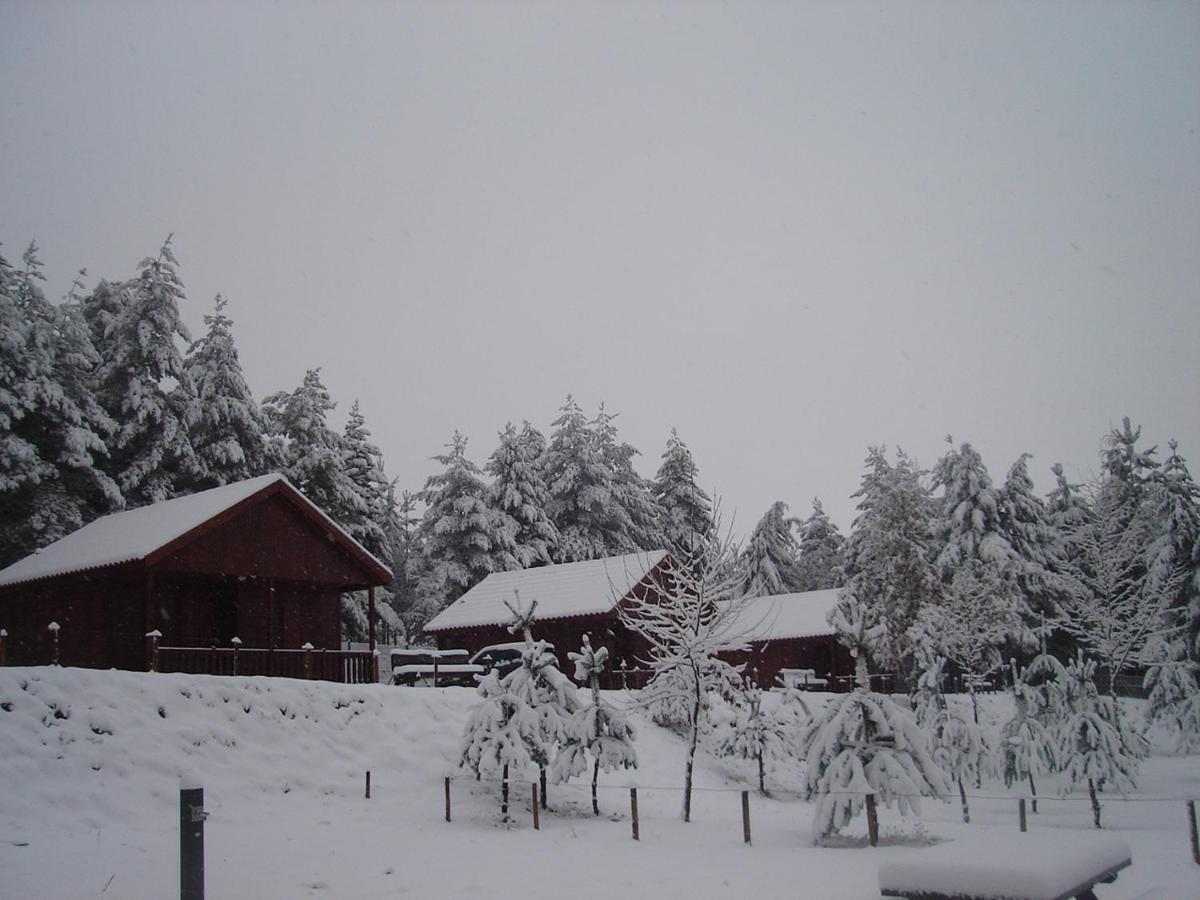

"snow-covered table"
[878, 832, 1131, 900]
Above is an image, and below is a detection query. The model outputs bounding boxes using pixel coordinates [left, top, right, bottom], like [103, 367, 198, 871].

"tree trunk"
[968, 681, 980, 724]
[592, 758, 600, 816]
[684, 690, 702, 822]
[1088, 777, 1102, 829]
[502, 763, 509, 820]
[757, 750, 766, 796]
[958, 777, 970, 824]
[855, 652, 870, 691]
[540, 766, 547, 810]
[1028, 772, 1038, 814]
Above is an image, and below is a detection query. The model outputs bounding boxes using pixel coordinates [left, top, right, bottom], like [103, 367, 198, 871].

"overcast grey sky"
[3, 1, 1198, 533]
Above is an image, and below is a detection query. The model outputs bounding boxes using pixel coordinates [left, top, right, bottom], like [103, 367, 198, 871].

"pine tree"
[340, 401, 390, 556]
[997, 660, 1058, 812]
[795, 498, 846, 591]
[798, 590, 948, 843]
[841, 447, 939, 674]
[93, 236, 199, 506]
[542, 396, 630, 562]
[1145, 441, 1200, 661]
[418, 432, 516, 612]
[486, 421, 559, 568]
[593, 404, 663, 552]
[551, 634, 637, 814]
[652, 429, 713, 556]
[184, 294, 269, 488]
[262, 368, 364, 529]
[713, 681, 789, 795]
[740, 501, 804, 597]
[384, 488, 436, 643]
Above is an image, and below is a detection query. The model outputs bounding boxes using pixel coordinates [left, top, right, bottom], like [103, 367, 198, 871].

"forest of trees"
[2, 237, 1198, 717]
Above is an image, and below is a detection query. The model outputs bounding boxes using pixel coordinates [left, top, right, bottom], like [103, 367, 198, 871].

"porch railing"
[156, 643, 377, 684]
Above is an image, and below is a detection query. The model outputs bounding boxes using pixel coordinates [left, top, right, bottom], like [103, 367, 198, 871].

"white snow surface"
[878, 831, 1131, 899]
[726, 589, 841, 641]
[1, 667, 1196, 900]
[0, 474, 389, 587]
[424, 549, 669, 632]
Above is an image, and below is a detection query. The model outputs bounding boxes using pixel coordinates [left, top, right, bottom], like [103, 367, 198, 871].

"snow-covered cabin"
[0, 475, 391, 681]
[720, 589, 854, 690]
[423, 550, 672, 687]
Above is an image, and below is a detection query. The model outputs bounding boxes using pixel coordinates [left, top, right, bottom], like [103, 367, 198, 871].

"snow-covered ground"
[1, 668, 1196, 899]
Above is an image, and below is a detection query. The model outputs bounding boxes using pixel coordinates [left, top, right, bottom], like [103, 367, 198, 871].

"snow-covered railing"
[157, 644, 376, 684]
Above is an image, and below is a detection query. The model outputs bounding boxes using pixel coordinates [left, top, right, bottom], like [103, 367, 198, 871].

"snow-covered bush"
[712, 682, 790, 795]
[799, 591, 948, 843]
[997, 660, 1057, 812]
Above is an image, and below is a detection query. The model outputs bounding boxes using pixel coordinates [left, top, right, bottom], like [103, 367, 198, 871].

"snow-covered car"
[390, 648, 482, 687]
[468, 642, 555, 679]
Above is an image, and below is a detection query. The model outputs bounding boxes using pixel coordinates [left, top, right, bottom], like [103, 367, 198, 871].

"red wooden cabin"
[0, 475, 391, 683]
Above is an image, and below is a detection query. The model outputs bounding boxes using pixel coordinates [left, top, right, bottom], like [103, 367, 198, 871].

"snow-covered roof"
[0, 474, 390, 588]
[725, 589, 841, 642]
[424, 550, 669, 633]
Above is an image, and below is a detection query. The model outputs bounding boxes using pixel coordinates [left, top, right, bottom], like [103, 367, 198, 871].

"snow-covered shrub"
[712, 682, 790, 795]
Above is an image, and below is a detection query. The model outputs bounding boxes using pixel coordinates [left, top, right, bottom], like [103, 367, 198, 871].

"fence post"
[48, 621, 60, 666]
[1188, 800, 1199, 866]
[180, 783, 207, 900]
[302, 643, 314, 679]
[621, 660, 629, 691]
[865, 793, 879, 848]
[1, 628, 8, 667]
[444, 777, 452, 822]
[741, 790, 752, 846]
[231, 637, 241, 676]
[630, 788, 639, 841]
[365, 771, 371, 800]
[372, 649, 380, 684]
[1019, 798, 1027, 833]
[532, 783, 540, 830]
[145, 630, 161, 672]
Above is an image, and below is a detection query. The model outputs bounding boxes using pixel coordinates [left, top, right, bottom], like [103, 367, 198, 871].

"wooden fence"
[157, 644, 376, 684]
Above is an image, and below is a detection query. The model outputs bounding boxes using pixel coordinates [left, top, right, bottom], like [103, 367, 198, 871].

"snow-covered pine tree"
[340, 400, 390, 557]
[713, 681, 789, 795]
[542, 395, 628, 562]
[184, 294, 269, 489]
[997, 660, 1058, 813]
[911, 652, 991, 823]
[593, 404, 662, 553]
[384, 488, 437, 643]
[418, 432, 516, 613]
[1059, 653, 1139, 828]
[93, 236, 200, 506]
[841, 447, 939, 676]
[739, 501, 804, 597]
[798, 590, 948, 843]
[485, 421, 559, 568]
[795, 498, 846, 591]
[1000, 453, 1077, 631]
[619, 534, 748, 822]
[651, 428, 713, 557]
[551, 634, 637, 814]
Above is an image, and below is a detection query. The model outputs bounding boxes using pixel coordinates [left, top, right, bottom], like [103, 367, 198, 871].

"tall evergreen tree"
[340, 400, 390, 557]
[542, 395, 630, 562]
[740, 501, 804, 597]
[419, 432, 516, 611]
[93, 236, 199, 506]
[651, 428, 713, 555]
[841, 447, 939, 675]
[794, 498, 846, 591]
[184, 294, 269, 488]
[593, 404, 662, 551]
[486, 421, 559, 568]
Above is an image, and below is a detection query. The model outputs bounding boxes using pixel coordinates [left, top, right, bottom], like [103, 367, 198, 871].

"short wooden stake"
[180, 786, 206, 900]
[865, 793, 879, 848]
[630, 788, 639, 841]
[444, 777, 451, 823]
[365, 770, 371, 799]
[48, 621, 61, 666]
[741, 790, 752, 846]
[532, 783, 540, 830]
[1019, 798, 1027, 833]
[1188, 800, 1199, 866]
[0, 628, 7, 667]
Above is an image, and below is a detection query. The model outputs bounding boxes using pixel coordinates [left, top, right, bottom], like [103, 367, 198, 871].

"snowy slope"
[1, 668, 1196, 900]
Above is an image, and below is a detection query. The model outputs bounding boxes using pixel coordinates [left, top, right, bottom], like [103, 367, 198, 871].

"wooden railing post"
[302, 643, 314, 679]
[621, 660, 629, 691]
[231, 637, 241, 676]
[145, 630, 161, 672]
[372, 649, 380, 684]
[0, 628, 7, 667]
[48, 621, 61, 666]
[865, 793, 879, 847]
[630, 788, 639, 841]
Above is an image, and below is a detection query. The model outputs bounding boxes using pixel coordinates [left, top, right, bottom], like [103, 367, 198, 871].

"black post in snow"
[180, 785, 207, 900]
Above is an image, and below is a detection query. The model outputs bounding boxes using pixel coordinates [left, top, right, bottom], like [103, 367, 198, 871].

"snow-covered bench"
[878, 832, 1131, 900]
